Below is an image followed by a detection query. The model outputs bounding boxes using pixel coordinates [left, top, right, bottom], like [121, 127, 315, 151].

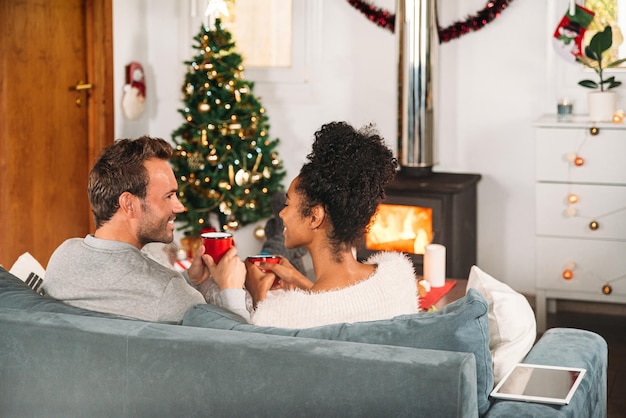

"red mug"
[248, 255, 281, 288]
[202, 232, 234, 264]
[247, 255, 281, 272]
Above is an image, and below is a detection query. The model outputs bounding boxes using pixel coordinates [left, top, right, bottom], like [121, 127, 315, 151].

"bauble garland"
[346, 0, 515, 43]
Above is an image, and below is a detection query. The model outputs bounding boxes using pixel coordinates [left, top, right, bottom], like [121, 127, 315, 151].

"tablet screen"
[490, 363, 586, 405]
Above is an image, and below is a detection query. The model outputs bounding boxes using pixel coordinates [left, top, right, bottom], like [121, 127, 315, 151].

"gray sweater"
[43, 235, 206, 323]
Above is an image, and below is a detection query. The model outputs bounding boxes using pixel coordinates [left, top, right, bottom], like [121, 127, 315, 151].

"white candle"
[424, 244, 446, 288]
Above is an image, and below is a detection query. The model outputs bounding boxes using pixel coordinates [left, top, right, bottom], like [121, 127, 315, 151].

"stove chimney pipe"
[397, 0, 438, 177]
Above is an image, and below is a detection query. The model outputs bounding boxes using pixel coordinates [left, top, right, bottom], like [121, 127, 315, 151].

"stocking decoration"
[552, 1, 595, 63]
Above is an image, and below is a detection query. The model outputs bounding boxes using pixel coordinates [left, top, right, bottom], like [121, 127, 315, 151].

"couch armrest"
[485, 327, 607, 418]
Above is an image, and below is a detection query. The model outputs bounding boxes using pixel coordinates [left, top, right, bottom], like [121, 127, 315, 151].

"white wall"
[113, 0, 626, 293]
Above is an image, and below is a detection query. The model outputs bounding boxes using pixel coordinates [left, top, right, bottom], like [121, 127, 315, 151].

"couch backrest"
[0, 305, 479, 417]
[183, 288, 494, 416]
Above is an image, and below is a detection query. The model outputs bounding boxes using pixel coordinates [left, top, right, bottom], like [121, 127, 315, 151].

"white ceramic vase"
[588, 91, 617, 122]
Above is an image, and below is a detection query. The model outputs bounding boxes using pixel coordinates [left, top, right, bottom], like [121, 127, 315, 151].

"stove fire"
[366, 204, 433, 255]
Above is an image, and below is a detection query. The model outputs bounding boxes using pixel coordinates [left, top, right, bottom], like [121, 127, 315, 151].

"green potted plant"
[576, 26, 626, 121]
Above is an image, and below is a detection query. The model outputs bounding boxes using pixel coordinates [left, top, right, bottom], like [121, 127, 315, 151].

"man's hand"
[186, 244, 211, 285]
[206, 247, 246, 290]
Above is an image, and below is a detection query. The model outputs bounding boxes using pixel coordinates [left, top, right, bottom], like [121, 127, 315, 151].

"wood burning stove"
[359, 171, 480, 279]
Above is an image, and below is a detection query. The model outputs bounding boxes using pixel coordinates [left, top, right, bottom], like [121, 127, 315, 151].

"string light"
[557, 126, 626, 295]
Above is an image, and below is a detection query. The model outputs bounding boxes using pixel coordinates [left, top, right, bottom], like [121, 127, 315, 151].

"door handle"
[72, 82, 93, 91]
[71, 81, 92, 107]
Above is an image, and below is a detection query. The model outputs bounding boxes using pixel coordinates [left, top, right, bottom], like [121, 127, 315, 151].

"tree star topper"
[205, 0, 229, 29]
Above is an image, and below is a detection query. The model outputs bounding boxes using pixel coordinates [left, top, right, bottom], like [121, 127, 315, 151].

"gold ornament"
[254, 225, 266, 240]
[225, 218, 240, 231]
[188, 152, 205, 171]
[235, 169, 251, 186]
[602, 284, 613, 295]
[207, 189, 220, 199]
[198, 102, 211, 113]
[219, 201, 232, 215]
[207, 150, 218, 164]
[250, 172, 262, 183]
[218, 179, 230, 190]
[180, 235, 202, 259]
[589, 221, 599, 231]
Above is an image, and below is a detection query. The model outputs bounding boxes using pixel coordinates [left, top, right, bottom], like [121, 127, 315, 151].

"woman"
[212, 121, 419, 328]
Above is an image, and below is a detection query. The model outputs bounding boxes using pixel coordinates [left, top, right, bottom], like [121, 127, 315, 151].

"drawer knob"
[602, 284, 613, 295]
[589, 220, 599, 231]
[589, 126, 599, 135]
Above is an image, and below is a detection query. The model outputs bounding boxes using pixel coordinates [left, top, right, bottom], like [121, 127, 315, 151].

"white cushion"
[9, 252, 46, 294]
[466, 265, 537, 385]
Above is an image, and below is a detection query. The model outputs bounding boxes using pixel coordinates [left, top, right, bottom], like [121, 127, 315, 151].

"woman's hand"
[260, 257, 313, 290]
[244, 260, 276, 305]
[205, 247, 246, 290]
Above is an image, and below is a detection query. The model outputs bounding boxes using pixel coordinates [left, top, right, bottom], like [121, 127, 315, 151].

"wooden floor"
[547, 310, 626, 418]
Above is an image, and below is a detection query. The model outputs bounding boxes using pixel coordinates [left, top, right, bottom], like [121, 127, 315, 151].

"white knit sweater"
[249, 251, 419, 329]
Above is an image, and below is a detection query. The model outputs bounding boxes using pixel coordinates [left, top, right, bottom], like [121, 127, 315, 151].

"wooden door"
[0, 0, 113, 268]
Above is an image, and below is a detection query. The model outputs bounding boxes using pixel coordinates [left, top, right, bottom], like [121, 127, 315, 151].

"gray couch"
[0, 266, 607, 417]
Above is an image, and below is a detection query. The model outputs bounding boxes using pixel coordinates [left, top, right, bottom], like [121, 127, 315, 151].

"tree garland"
[346, 0, 515, 43]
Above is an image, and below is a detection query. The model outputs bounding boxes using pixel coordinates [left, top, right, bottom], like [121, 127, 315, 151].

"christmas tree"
[171, 19, 285, 236]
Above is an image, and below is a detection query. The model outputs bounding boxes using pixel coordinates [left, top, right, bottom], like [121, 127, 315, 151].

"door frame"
[86, 0, 115, 231]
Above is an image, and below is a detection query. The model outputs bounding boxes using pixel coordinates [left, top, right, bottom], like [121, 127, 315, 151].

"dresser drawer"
[536, 183, 626, 239]
[536, 237, 626, 298]
[536, 127, 626, 184]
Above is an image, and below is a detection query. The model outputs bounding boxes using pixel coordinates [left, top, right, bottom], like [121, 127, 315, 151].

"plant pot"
[588, 91, 617, 122]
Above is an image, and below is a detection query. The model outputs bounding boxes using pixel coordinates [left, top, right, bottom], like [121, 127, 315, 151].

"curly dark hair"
[88, 136, 173, 228]
[297, 121, 397, 255]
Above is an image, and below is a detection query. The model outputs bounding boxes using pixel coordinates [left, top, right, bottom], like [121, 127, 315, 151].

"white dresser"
[535, 115, 626, 332]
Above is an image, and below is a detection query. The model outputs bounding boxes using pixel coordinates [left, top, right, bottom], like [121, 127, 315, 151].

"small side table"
[434, 279, 467, 310]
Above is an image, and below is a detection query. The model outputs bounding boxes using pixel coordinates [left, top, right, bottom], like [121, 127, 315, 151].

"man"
[44, 136, 245, 323]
